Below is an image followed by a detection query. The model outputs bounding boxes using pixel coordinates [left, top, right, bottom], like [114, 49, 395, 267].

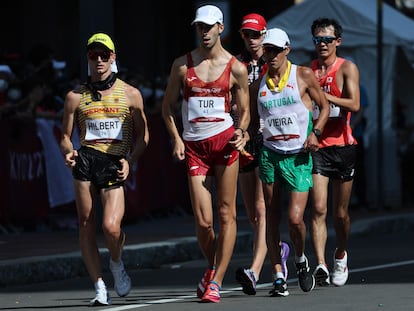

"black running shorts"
[72, 146, 125, 189]
[311, 145, 356, 181]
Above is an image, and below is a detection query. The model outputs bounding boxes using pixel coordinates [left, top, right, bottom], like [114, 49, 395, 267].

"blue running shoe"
[235, 267, 257, 295]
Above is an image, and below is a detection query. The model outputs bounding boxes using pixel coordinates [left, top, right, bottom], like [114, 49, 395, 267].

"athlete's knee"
[312, 202, 328, 218]
[255, 201, 266, 219]
[77, 213, 96, 230]
[334, 212, 349, 225]
[101, 220, 120, 238]
[196, 222, 214, 237]
[287, 216, 305, 232]
[217, 206, 236, 225]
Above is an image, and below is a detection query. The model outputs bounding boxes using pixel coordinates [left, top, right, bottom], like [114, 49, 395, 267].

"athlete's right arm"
[161, 56, 187, 161]
[60, 90, 80, 167]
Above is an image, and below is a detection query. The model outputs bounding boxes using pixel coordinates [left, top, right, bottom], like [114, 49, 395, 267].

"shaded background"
[0, 0, 295, 82]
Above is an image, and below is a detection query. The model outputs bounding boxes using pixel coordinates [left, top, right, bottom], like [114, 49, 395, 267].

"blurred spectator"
[0, 64, 15, 107]
[121, 71, 169, 115]
[0, 44, 77, 233]
[0, 43, 69, 120]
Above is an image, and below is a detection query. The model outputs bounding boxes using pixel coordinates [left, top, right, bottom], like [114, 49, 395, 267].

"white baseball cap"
[262, 28, 290, 48]
[191, 5, 223, 25]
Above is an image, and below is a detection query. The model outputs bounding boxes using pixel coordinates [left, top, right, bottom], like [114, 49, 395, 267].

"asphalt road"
[1, 230, 413, 311]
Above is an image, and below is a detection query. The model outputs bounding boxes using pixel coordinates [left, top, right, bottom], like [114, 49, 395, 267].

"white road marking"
[101, 259, 414, 310]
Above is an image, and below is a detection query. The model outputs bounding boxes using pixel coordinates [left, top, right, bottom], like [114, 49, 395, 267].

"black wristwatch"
[312, 128, 321, 139]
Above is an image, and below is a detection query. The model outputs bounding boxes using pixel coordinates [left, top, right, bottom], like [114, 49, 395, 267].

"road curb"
[0, 232, 253, 287]
[1, 213, 413, 287]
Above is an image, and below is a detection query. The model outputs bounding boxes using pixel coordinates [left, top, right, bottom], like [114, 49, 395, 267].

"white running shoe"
[313, 263, 330, 286]
[90, 286, 111, 306]
[331, 250, 348, 286]
[110, 259, 131, 297]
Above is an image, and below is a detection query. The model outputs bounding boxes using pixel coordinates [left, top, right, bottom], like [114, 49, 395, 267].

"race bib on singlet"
[85, 118, 123, 142]
[312, 101, 341, 120]
[188, 96, 226, 123]
[263, 112, 300, 141]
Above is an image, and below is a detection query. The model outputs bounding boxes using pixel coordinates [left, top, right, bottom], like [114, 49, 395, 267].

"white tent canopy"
[267, 0, 414, 208]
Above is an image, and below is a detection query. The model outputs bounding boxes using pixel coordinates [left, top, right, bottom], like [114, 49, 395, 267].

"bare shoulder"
[65, 88, 81, 105]
[296, 65, 316, 81]
[342, 59, 360, 76]
[173, 53, 189, 67]
[171, 53, 190, 76]
[66, 83, 81, 98]
[124, 82, 142, 97]
[342, 58, 359, 69]
[231, 57, 248, 78]
[123, 81, 143, 108]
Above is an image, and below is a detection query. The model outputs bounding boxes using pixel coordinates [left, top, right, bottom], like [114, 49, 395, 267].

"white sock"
[95, 279, 106, 290]
[295, 254, 306, 263]
[276, 272, 285, 280]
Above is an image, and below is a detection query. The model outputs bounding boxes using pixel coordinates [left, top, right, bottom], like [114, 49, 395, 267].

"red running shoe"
[201, 281, 221, 303]
[196, 267, 215, 298]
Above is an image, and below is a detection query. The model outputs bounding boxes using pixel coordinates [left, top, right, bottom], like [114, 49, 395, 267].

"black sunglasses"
[312, 36, 337, 45]
[241, 30, 264, 40]
[87, 50, 111, 62]
[263, 45, 286, 55]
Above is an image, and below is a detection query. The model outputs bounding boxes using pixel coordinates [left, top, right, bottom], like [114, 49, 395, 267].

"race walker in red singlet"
[182, 53, 239, 176]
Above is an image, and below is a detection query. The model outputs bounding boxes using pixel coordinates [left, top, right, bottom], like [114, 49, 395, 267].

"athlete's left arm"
[230, 59, 250, 151]
[326, 60, 360, 113]
[125, 84, 149, 166]
[299, 66, 330, 151]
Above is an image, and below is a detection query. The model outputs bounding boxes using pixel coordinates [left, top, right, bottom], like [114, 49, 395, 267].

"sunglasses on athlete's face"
[241, 30, 264, 40]
[312, 36, 337, 45]
[263, 45, 286, 55]
[87, 50, 112, 62]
